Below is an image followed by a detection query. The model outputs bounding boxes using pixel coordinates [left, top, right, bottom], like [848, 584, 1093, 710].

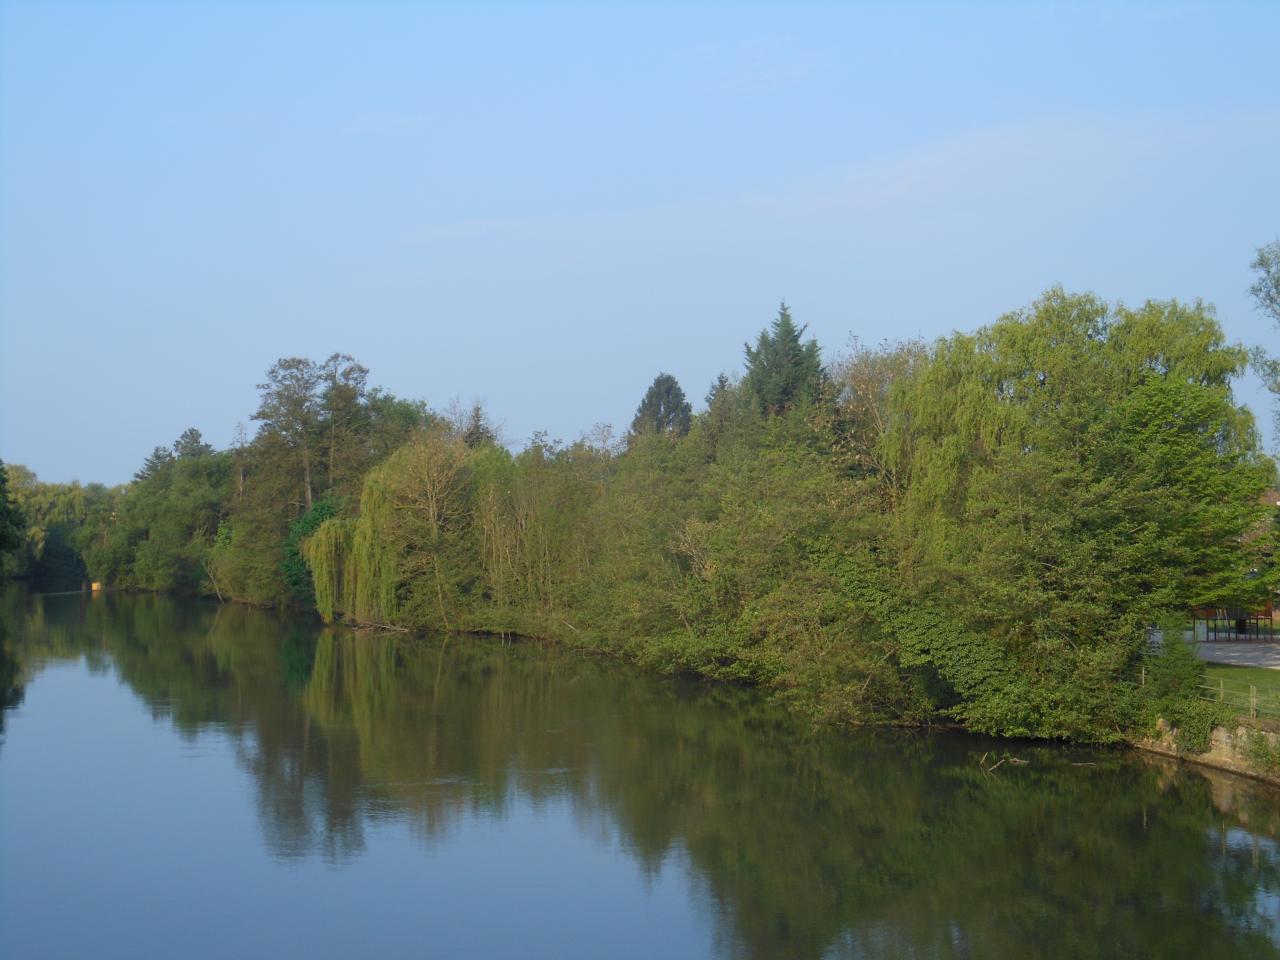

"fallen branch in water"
[981, 754, 1030, 774]
[346, 618, 409, 633]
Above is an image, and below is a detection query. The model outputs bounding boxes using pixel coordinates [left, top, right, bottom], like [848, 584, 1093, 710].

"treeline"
[2, 290, 1278, 742]
[0, 355, 432, 599]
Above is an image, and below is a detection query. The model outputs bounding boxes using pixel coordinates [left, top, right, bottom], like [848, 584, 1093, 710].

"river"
[1, 589, 1278, 959]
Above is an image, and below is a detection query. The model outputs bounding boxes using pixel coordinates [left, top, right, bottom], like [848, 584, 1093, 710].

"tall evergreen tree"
[743, 303, 824, 416]
[173, 427, 213, 459]
[135, 446, 175, 482]
[631, 373, 692, 437]
[460, 403, 497, 448]
[706, 373, 730, 407]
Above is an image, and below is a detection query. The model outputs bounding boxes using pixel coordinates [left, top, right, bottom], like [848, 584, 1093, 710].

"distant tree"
[706, 373, 730, 407]
[2, 466, 93, 588]
[135, 446, 175, 482]
[1251, 240, 1280, 323]
[253, 357, 324, 511]
[282, 496, 340, 603]
[1250, 240, 1280, 439]
[831, 338, 927, 482]
[320, 353, 370, 494]
[0, 460, 25, 562]
[173, 428, 213, 459]
[460, 403, 497, 448]
[366, 390, 434, 459]
[631, 373, 692, 437]
[743, 303, 824, 416]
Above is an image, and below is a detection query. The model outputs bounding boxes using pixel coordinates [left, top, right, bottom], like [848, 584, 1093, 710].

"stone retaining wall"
[1135, 719, 1280, 786]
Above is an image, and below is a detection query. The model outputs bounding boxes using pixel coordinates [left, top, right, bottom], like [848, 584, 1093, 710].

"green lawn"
[1201, 663, 1280, 719]
[1204, 663, 1280, 686]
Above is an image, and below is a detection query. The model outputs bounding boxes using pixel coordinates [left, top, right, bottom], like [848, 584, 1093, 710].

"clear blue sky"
[2, 1, 1277, 485]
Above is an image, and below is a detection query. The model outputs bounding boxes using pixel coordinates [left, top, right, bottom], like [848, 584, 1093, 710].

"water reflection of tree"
[6, 589, 1280, 959]
[0, 618, 25, 735]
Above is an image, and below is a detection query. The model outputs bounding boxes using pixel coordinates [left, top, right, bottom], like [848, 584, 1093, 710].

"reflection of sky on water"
[5, 591, 1280, 960]
[1220, 828, 1280, 939]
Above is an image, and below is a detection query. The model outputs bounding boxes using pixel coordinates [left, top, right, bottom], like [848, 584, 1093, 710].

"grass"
[1204, 663, 1280, 687]
[1200, 663, 1280, 720]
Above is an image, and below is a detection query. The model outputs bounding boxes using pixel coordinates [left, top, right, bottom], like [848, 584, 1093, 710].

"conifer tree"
[742, 303, 824, 416]
[630, 373, 692, 437]
[173, 428, 213, 459]
[460, 403, 497, 448]
[135, 446, 175, 482]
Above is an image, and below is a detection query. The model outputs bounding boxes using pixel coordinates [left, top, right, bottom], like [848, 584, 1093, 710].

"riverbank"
[41, 585, 1280, 791]
[1133, 720, 1280, 787]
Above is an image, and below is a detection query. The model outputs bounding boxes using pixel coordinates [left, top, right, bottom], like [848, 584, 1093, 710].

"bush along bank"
[299, 293, 1278, 746]
[7, 292, 1278, 747]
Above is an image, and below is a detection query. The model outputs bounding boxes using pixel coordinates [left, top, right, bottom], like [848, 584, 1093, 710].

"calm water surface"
[2, 590, 1279, 959]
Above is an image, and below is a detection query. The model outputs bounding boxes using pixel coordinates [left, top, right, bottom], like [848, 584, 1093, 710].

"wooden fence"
[1137, 664, 1280, 720]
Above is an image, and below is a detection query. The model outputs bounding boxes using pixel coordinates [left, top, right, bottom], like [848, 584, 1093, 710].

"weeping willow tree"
[301, 429, 473, 627]
[300, 518, 350, 623]
[301, 461, 401, 625]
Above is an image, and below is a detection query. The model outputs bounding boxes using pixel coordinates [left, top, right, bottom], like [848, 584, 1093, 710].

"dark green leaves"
[743, 303, 824, 416]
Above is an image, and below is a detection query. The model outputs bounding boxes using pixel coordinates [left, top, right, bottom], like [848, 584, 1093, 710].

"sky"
[1, 0, 1277, 485]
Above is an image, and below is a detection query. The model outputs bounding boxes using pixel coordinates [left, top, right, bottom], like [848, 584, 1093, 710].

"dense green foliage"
[282, 497, 342, 604]
[88, 431, 230, 593]
[5, 290, 1276, 744]
[1252, 240, 1280, 328]
[1251, 239, 1280, 438]
[0, 461, 24, 568]
[0, 464, 106, 588]
[630, 373, 692, 437]
[1141, 620, 1231, 753]
[742, 302, 824, 415]
[290, 291, 1274, 742]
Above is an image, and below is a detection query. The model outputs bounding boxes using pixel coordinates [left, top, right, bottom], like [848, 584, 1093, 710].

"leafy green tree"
[0, 461, 25, 578]
[459, 402, 497, 448]
[880, 290, 1272, 739]
[830, 338, 927, 482]
[3, 466, 93, 588]
[630, 373, 692, 437]
[1250, 240, 1280, 322]
[214, 357, 429, 606]
[282, 497, 340, 603]
[319, 353, 370, 495]
[135, 446, 175, 482]
[253, 357, 324, 511]
[173, 427, 213, 459]
[17, 292, 1276, 748]
[0, 460, 24, 555]
[743, 303, 824, 416]
[1250, 239, 1280, 439]
[85, 442, 229, 593]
